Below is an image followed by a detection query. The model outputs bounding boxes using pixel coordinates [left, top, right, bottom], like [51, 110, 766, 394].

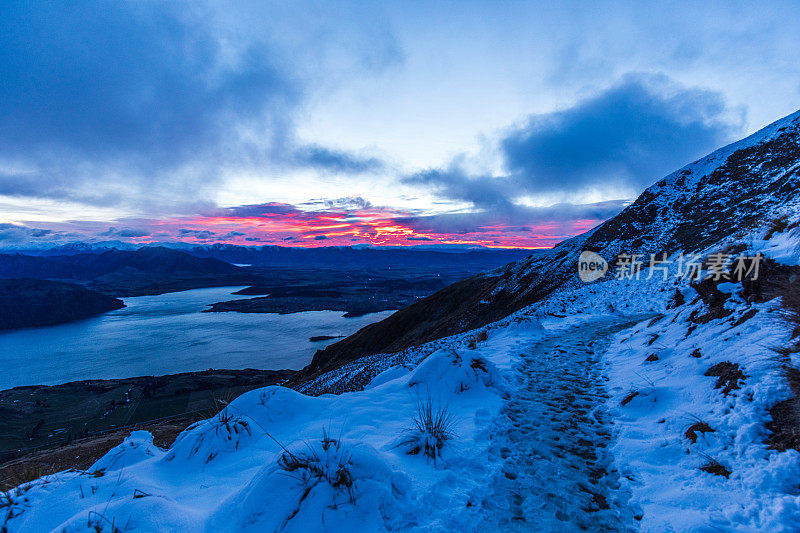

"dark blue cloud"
[406, 74, 740, 221]
[178, 228, 216, 240]
[405, 167, 516, 211]
[292, 146, 384, 174]
[501, 73, 740, 193]
[0, 1, 292, 163]
[101, 227, 151, 238]
[0, 1, 388, 206]
[396, 200, 628, 235]
[221, 203, 302, 218]
[0, 223, 74, 244]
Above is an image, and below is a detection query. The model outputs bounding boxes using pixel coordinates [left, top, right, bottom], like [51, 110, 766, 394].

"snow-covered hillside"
[3, 112, 800, 531]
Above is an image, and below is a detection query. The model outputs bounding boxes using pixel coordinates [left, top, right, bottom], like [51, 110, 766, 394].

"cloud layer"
[502, 74, 739, 193]
[3, 2, 778, 251]
[0, 1, 389, 209]
[407, 74, 740, 215]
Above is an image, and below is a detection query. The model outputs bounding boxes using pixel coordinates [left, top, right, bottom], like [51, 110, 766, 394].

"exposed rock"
[685, 422, 715, 444]
[705, 362, 746, 395]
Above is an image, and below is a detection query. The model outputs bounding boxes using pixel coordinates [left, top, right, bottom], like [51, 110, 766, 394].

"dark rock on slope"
[303, 110, 800, 379]
[0, 279, 125, 330]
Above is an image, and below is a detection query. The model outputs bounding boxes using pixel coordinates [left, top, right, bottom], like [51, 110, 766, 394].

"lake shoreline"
[0, 286, 393, 390]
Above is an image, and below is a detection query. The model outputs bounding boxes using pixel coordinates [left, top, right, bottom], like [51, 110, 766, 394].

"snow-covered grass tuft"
[89, 431, 162, 473]
[408, 348, 507, 394]
[277, 428, 356, 505]
[206, 430, 412, 531]
[86, 509, 129, 532]
[164, 408, 254, 463]
[399, 394, 456, 464]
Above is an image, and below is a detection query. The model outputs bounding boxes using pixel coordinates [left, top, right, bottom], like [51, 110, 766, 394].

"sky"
[1, 0, 799, 249]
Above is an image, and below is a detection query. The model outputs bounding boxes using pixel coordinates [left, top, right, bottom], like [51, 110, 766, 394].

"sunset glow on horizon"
[115, 202, 606, 249]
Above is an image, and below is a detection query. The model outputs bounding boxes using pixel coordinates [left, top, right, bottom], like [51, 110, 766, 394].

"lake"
[0, 286, 393, 390]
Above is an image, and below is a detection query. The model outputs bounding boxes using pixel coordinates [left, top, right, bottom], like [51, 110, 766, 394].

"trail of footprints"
[480, 318, 642, 531]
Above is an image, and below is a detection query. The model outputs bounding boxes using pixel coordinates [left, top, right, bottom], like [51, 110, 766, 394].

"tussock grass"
[87, 509, 129, 532]
[698, 452, 730, 479]
[400, 394, 457, 464]
[278, 428, 356, 505]
[765, 216, 790, 240]
[466, 329, 489, 349]
[684, 422, 715, 444]
[705, 362, 745, 396]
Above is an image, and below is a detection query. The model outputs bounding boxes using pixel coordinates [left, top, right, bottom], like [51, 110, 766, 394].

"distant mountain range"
[6, 242, 537, 269]
[0, 247, 253, 297]
[0, 246, 241, 280]
[178, 244, 537, 269]
[0, 244, 541, 328]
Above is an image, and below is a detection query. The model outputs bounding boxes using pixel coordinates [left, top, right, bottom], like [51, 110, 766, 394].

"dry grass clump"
[699, 453, 731, 479]
[278, 428, 356, 505]
[767, 367, 800, 453]
[399, 395, 456, 464]
[0, 463, 55, 492]
[765, 279, 800, 454]
[466, 329, 489, 349]
[764, 216, 790, 240]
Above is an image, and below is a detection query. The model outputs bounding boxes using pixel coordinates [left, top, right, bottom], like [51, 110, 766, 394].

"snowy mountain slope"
[306, 110, 800, 378]
[605, 283, 800, 531]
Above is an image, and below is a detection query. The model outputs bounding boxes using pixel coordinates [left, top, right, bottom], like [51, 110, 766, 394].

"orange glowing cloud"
[131, 201, 610, 248]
